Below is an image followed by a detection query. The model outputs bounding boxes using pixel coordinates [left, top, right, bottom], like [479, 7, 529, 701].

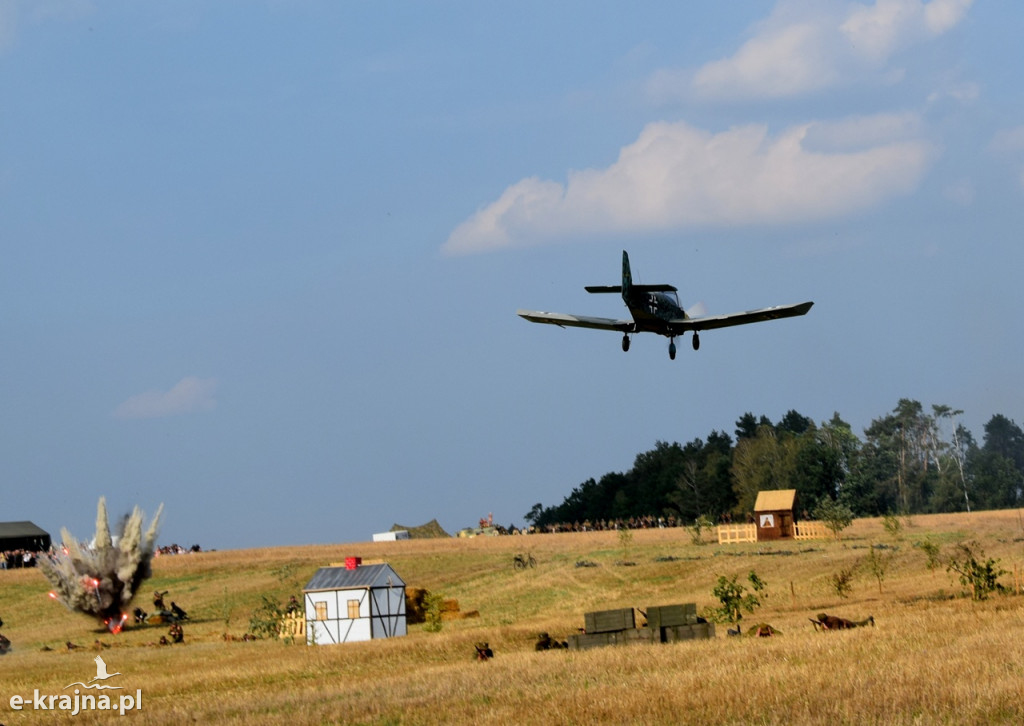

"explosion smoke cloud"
[40, 497, 163, 627]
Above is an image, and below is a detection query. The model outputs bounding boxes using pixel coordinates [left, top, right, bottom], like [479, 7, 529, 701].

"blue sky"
[3, 0, 1021, 549]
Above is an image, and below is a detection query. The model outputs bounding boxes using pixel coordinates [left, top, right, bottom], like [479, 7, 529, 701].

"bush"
[688, 515, 715, 546]
[423, 592, 444, 632]
[705, 571, 767, 625]
[913, 538, 942, 574]
[248, 595, 284, 639]
[946, 541, 1006, 601]
[882, 512, 904, 539]
[812, 498, 854, 540]
[864, 544, 893, 594]
[829, 567, 856, 599]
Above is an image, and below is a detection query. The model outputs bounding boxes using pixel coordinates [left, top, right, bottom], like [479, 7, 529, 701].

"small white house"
[303, 561, 407, 645]
[372, 530, 409, 542]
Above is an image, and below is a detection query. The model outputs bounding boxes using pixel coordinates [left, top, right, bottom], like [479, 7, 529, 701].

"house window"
[315, 602, 328, 621]
[347, 599, 360, 619]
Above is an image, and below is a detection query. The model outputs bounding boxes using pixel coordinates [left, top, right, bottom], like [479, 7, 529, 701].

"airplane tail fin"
[585, 250, 675, 298]
[621, 250, 632, 304]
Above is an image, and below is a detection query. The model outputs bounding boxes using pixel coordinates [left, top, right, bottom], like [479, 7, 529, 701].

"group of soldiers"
[128, 589, 188, 644]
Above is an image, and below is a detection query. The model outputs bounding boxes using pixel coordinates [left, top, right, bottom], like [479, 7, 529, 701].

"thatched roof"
[390, 519, 450, 539]
[753, 489, 797, 512]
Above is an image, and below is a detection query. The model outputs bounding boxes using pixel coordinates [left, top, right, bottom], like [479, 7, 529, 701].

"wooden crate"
[662, 622, 715, 642]
[644, 603, 697, 629]
[584, 607, 635, 634]
[568, 627, 655, 650]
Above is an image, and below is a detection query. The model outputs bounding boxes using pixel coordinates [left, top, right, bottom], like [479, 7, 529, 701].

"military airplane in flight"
[517, 251, 813, 360]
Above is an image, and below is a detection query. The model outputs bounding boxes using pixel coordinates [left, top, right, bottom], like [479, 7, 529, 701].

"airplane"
[517, 251, 813, 360]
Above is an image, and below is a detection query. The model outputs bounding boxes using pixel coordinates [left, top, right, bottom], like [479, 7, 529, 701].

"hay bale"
[405, 587, 428, 624]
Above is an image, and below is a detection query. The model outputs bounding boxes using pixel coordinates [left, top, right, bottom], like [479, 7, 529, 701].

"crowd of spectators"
[156, 543, 202, 555]
[1, 542, 203, 569]
[0, 550, 38, 569]
[524, 515, 682, 534]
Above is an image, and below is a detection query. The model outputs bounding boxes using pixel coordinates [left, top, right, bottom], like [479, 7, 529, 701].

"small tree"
[946, 541, 1006, 601]
[881, 512, 904, 539]
[828, 567, 856, 599]
[705, 571, 767, 626]
[688, 514, 715, 546]
[812, 498, 854, 540]
[864, 544, 893, 594]
[913, 538, 942, 576]
[618, 525, 634, 562]
[423, 592, 445, 632]
[248, 595, 284, 639]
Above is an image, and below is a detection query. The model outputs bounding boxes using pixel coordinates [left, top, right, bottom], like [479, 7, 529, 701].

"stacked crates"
[567, 604, 714, 650]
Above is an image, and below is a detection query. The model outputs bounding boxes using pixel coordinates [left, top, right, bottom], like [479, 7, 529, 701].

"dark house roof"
[0, 521, 52, 551]
[303, 563, 405, 593]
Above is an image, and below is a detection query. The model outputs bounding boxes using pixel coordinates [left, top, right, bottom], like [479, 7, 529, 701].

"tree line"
[524, 400, 1024, 529]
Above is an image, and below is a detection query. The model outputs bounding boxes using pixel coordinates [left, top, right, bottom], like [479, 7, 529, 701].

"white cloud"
[679, 0, 975, 101]
[692, 17, 838, 99]
[443, 116, 935, 255]
[800, 112, 923, 151]
[114, 377, 218, 420]
[923, 0, 974, 34]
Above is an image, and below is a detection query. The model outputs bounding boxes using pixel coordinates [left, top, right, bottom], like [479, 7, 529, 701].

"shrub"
[864, 544, 893, 594]
[946, 541, 1006, 601]
[829, 567, 856, 599]
[705, 571, 767, 625]
[618, 526, 634, 563]
[812, 498, 854, 540]
[913, 538, 942, 574]
[882, 512, 904, 539]
[423, 592, 445, 632]
[688, 514, 715, 546]
[248, 595, 284, 639]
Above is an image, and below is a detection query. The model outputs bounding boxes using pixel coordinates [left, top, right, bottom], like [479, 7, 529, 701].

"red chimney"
[344, 557, 361, 570]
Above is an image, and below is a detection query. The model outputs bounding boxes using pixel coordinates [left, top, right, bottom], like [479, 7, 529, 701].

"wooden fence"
[279, 612, 305, 640]
[794, 521, 829, 540]
[716, 521, 830, 544]
[717, 524, 757, 544]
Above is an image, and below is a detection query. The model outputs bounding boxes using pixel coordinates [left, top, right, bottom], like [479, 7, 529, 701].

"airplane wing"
[666, 301, 813, 333]
[516, 309, 632, 332]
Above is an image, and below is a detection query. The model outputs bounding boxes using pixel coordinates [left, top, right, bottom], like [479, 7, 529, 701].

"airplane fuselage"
[626, 290, 686, 333]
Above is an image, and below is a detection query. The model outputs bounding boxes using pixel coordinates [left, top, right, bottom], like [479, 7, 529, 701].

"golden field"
[1, 509, 1023, 725]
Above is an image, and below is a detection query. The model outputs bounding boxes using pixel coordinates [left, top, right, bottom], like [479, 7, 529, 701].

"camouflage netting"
[39, 497, 162, 627]
[390, 519, 450, 538]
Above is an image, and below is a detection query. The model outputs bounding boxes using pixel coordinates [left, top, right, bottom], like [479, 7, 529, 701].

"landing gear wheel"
[622, 334, 631, 352]
[669, 340, 677, 360]
[692, 332, 700, 351]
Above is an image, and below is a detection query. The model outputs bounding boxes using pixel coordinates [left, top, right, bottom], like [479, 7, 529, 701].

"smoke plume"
[40, 497, 163, 629]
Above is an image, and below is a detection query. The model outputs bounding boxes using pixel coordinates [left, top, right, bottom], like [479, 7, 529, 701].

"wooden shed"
[303, 561, 407, 646]
[753, 489, 797, 541]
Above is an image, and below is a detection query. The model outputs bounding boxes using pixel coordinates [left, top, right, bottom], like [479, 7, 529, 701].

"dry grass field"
[2, 509, 1024, 724]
